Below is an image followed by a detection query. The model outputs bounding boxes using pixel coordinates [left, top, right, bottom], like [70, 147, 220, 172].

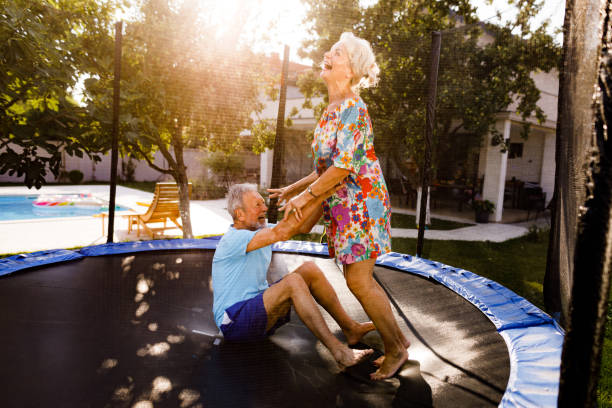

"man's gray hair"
[227, 183, 257, 219]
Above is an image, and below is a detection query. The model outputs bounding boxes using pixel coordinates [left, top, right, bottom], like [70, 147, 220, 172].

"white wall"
[540, 131, 556, 205]
[505, 127, 545, 184]
[0, 144, 258, 184]
[481, 120, 510, 222]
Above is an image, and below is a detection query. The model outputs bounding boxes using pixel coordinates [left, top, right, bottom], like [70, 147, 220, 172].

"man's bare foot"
[334, 347, 374, 369]
[373, 338, 411, 367]
[370, 348, 408, 380]
[343, 321, 376, 346]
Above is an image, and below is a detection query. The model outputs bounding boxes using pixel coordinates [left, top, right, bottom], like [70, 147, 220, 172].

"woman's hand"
[279, 191, 311, 221]
[267, 186, 298, 205]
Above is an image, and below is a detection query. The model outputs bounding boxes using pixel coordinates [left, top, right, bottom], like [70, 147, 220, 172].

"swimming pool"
[0, 195, 129, 221]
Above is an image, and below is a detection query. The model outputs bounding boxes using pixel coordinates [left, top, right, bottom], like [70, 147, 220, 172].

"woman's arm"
[280, 165, 350, 220]
[246, 184, 338, 252]
[268, 171, 318, 204]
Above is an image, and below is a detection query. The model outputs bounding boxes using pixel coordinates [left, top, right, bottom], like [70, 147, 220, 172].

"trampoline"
[0, 237, 563, 407]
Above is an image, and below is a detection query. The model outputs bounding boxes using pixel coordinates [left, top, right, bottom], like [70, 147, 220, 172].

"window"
[509, 143, 523, 159]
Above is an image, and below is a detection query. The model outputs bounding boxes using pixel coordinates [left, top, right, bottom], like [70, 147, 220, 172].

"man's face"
[237, 191, 268, 230]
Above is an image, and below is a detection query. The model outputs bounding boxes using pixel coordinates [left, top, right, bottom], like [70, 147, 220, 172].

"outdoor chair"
[130, 182, 192, 238]
[526, 190, 547, 221]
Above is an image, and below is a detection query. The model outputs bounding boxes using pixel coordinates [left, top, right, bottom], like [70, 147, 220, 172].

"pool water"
[0, 195, 129, 221]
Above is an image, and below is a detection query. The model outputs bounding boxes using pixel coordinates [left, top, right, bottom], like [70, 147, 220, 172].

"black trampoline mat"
[0, 250, 509, 407]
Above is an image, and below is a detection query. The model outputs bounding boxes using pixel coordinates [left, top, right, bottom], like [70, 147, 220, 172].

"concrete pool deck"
[0, 185, 548, 254]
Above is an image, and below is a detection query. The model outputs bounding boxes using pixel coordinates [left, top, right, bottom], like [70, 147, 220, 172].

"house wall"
[540, 132, 556, 204]
[506, 126, 545, 184]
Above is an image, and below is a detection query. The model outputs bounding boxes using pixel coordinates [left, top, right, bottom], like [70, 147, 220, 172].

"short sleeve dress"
[312, 96, 392, 265]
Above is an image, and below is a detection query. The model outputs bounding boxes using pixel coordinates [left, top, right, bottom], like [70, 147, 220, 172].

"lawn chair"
[131, 182, 192, 238]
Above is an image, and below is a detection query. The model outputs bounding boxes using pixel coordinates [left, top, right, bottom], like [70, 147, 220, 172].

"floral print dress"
[312, 96, 392, 264]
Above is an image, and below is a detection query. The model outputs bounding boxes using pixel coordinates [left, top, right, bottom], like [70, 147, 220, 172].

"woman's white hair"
[338, 32, 380, 93]
[227, 183, 257, 220]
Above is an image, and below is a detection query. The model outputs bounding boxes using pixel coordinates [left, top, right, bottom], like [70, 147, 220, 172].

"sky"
[241, 0, 566, 65]
[112, 0, 566, 67]
[114, 0, 565, 65]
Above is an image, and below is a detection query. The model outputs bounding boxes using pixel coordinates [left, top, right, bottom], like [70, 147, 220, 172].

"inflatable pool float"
[33, 194, 106, 209]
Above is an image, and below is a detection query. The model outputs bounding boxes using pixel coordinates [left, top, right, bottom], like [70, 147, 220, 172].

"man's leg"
[262, 273, 372, 369]
[292, 261, 375, 345]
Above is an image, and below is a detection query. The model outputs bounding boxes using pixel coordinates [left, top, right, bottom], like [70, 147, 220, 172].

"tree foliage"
[299, 0, 560, 175]
[0, 0, 118, 188]
[84, 0, 268, 237]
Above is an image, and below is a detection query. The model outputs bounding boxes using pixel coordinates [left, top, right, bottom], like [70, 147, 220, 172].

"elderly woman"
[269, 32, 409, 380]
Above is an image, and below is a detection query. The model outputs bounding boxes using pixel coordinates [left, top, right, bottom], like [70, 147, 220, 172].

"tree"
[299, 0, 560, 176]
[0, 0, 118, 188]
[84, 0, 267, 238]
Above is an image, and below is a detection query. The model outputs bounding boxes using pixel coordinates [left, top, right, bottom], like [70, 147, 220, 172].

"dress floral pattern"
[312, 96, 392, 264]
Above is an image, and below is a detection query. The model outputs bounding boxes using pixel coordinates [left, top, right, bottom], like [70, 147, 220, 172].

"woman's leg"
[344, 258, 409, 380]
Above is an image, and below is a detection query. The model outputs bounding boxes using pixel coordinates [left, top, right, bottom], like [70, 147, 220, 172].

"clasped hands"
[268, 184, 342, 221]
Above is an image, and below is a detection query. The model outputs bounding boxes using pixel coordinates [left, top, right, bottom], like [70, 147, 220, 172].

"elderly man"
[212, 183, 374, 369]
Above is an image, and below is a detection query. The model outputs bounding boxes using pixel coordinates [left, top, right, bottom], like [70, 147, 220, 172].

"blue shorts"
[220, 291, 291, 342]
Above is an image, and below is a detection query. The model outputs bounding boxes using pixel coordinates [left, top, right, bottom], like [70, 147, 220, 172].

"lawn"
[312, 212, 472, 230]
[390, 212, 473, 230]
[295, 228, 548, 308]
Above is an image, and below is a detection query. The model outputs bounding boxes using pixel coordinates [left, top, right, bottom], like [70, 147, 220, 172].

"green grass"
[600, 305, 612, 407]
[313, 212, 472, 230]
[390, 212, 473, 230]
[296, 228, 548, 308]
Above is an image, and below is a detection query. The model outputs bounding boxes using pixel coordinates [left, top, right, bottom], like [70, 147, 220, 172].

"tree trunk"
[171, 122, 193, 239]
[175, 168, 193, 239]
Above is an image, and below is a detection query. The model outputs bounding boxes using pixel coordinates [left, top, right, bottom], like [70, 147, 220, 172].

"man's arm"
[246, 185, 337, 253]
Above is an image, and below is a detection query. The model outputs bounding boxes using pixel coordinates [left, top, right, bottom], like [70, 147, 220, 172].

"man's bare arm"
[246, 185, 337, 253]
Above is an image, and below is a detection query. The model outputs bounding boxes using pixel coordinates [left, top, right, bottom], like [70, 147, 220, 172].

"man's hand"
[267, 186, 298, 205]
[281, 183, 343, 222]
[246, 184, 342, 253]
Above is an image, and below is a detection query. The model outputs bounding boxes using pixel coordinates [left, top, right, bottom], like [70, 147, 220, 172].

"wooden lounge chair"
[130, 182, 192, 238]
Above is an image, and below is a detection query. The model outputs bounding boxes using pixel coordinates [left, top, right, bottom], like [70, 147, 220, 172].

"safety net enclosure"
[0, 238, 562, 407]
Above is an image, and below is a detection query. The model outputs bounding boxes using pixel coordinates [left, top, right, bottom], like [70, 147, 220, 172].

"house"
[1, 38, 557, 224]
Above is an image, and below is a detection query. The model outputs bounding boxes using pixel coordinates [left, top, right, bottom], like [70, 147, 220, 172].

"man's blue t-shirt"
[212, 225, 272, 328]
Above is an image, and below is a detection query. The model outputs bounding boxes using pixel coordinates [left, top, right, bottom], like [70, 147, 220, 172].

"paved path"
[0, 185, 548, 254]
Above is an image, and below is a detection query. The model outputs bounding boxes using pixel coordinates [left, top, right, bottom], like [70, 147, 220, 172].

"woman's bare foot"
[373, 338, 411, 367]
[334, 346, 374, 369]
[343, 321, 376, 346]
[370, 348, 408, 380]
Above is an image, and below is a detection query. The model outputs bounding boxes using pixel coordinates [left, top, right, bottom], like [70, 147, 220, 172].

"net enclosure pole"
[416, 31, 441, 257]
[267, 45, 290, 223]
[558, 2, 612, 406]
[107, 21, 122, 244]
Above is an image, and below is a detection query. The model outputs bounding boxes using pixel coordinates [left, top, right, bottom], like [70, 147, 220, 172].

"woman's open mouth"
[321, 61, 332, 70]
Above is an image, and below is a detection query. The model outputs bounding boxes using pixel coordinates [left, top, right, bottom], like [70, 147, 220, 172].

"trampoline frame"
[0, 237, 563, 407]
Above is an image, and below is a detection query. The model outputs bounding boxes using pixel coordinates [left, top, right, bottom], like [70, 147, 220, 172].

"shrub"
[192, 178, 227, 199]
[203, 152, 245, 189]
[473, 199, 495, 214]
[68, 169, 84, 184]
[121, 157, 136, 182]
